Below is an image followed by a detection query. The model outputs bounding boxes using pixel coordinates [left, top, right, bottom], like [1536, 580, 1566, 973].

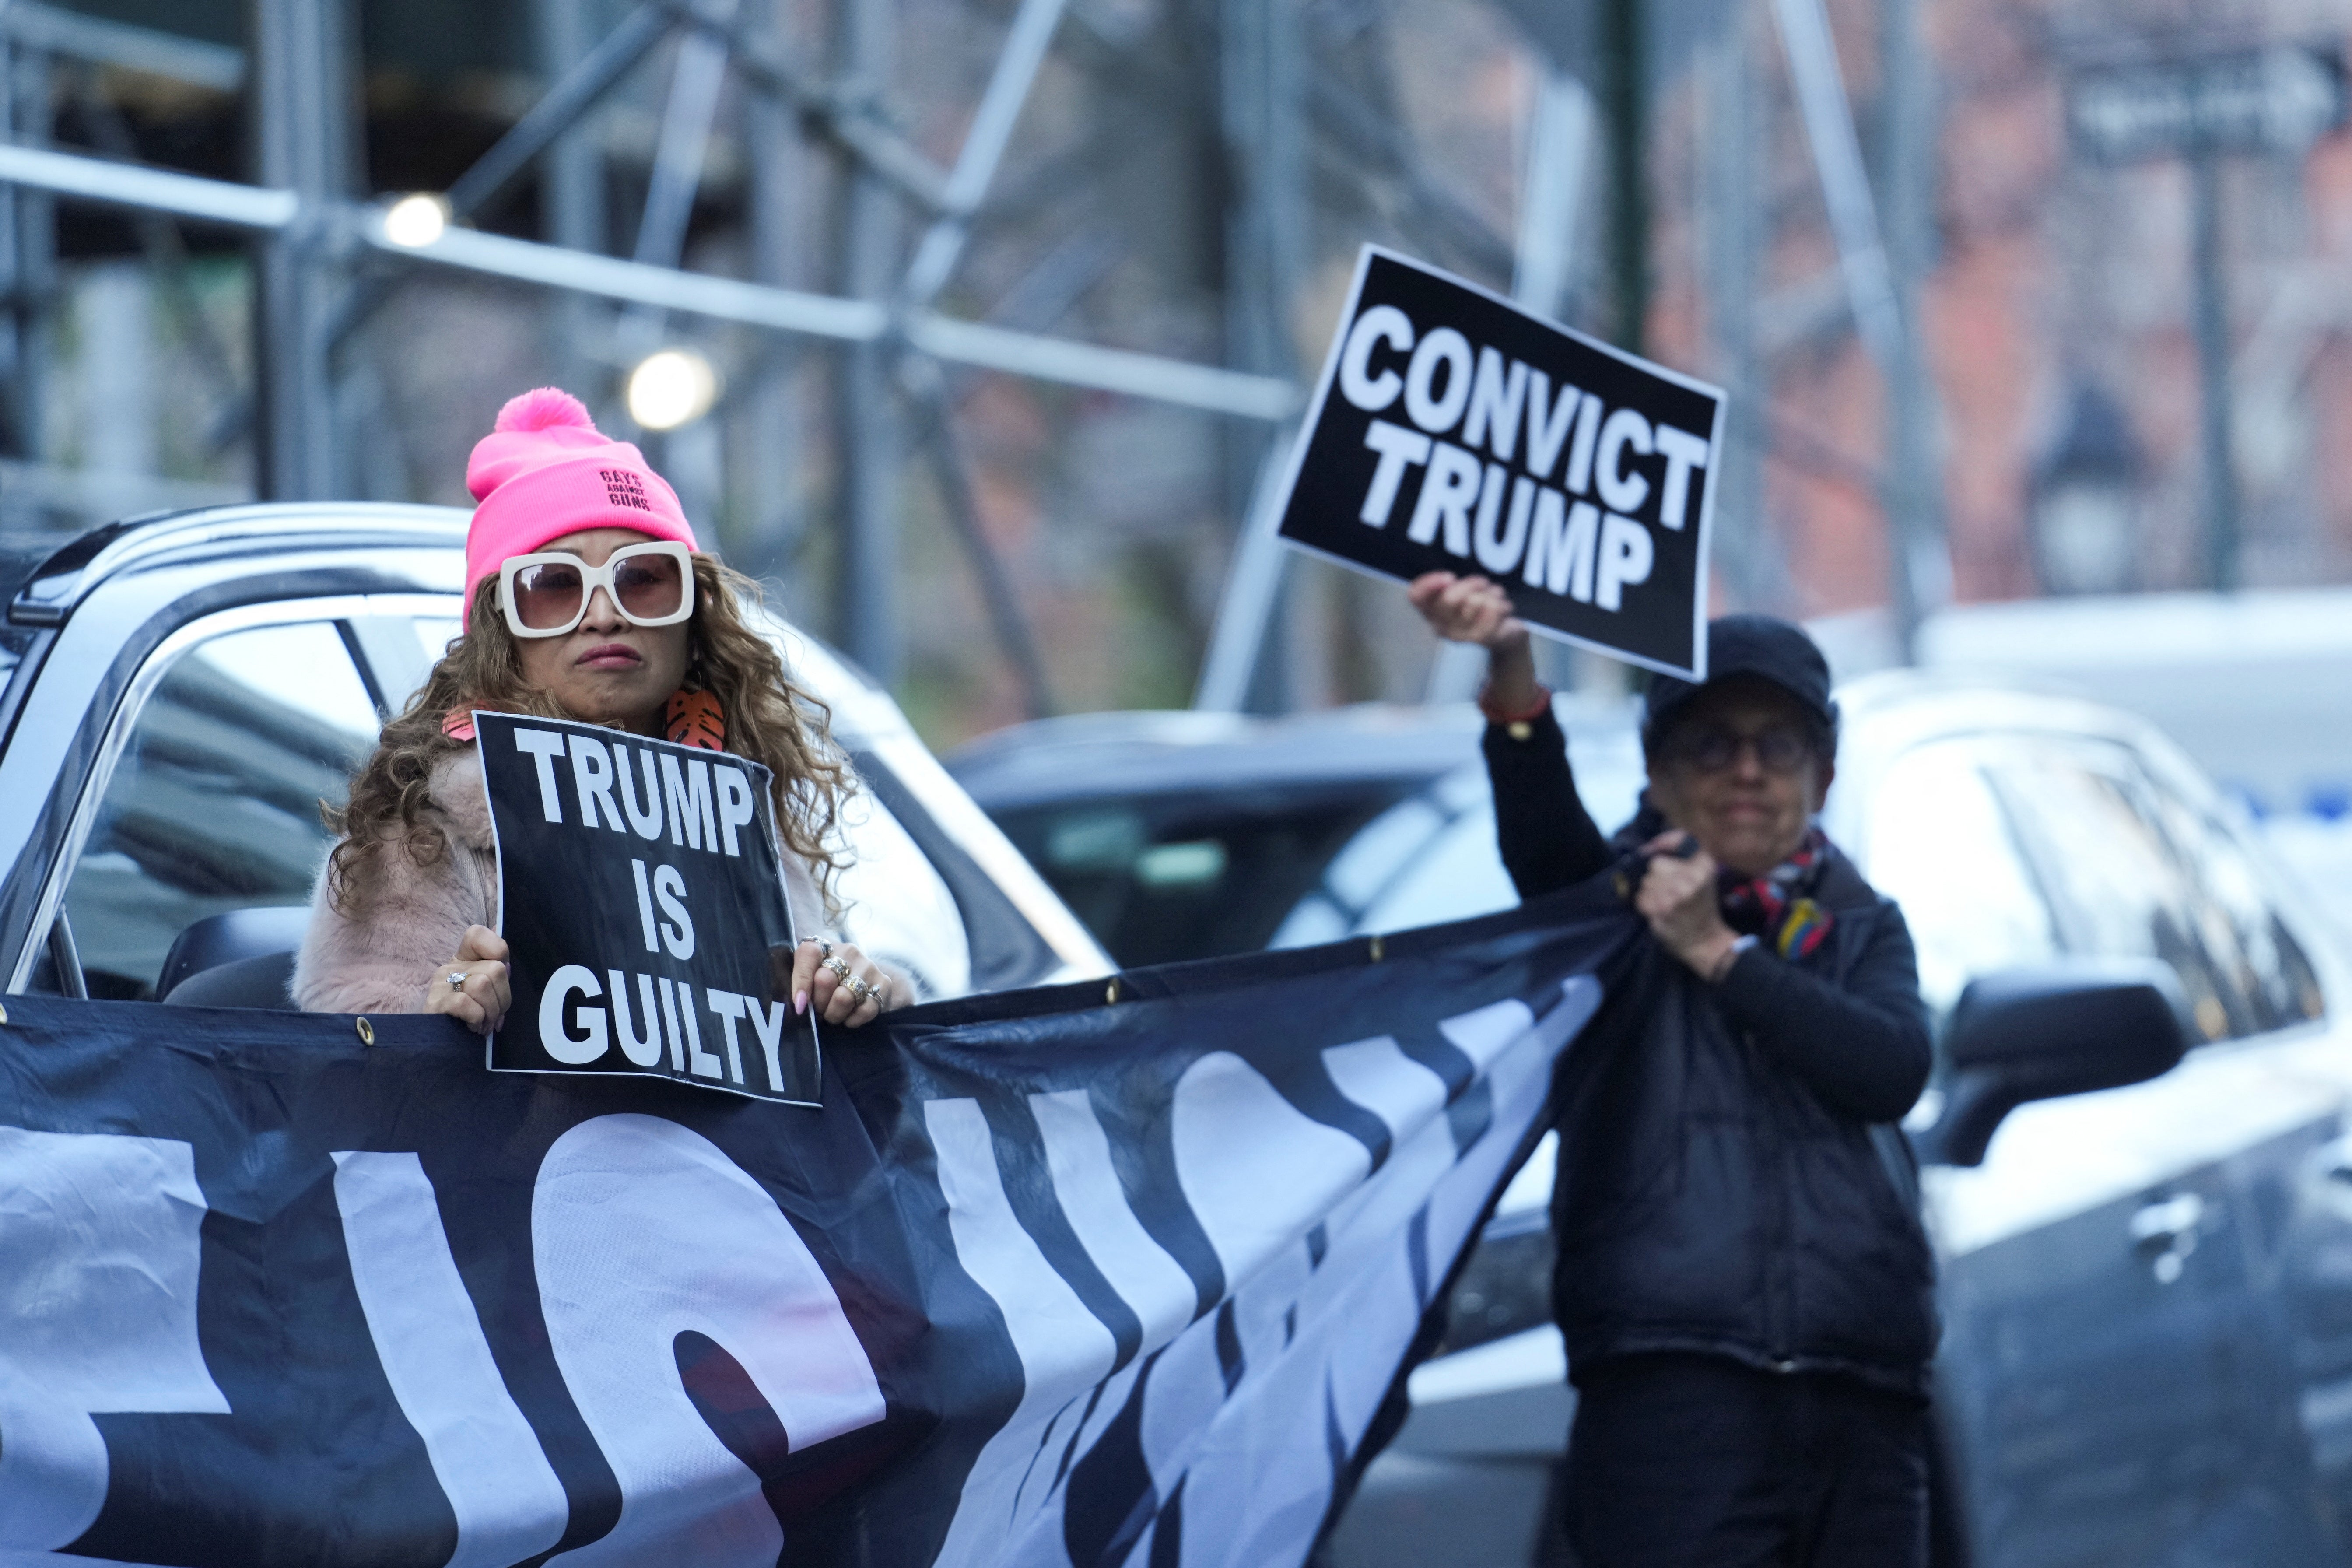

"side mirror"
[1921, 960, 2194, 1168]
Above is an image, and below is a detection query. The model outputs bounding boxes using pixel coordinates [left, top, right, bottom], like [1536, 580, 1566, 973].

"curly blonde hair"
[327, 553, 853, 914]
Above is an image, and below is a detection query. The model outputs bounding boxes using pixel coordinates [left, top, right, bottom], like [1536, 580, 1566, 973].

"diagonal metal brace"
[653, 0, 954, 214]
[445, 3, 673, 222]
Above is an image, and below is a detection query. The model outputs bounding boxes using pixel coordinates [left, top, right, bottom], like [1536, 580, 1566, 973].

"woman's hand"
[1407, 571, 1527, 649]
[1633, 833, 1741, 981]
[1407, 572, 1541, 714]
[426, 925, 512, 1034]
[784, 937, 897, 1028]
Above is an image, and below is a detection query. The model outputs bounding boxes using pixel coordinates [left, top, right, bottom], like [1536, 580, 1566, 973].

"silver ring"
[448, 971, 468, 990]
[804, 936, 833, 958]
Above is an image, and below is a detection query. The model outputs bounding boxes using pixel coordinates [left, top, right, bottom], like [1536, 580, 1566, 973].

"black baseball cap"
[1642, 614, 1838, 751]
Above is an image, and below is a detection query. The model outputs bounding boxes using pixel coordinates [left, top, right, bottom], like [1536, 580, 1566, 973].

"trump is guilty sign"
[474, 710, 818, 1104]
[1276, 246, 1725, 679]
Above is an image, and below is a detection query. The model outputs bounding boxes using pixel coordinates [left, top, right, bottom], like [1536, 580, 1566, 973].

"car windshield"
[985, 780, 1428, 968]
[983, 720, 1647, 968]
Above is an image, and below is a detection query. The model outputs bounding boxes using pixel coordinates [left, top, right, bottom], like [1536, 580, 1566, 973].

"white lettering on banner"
[1402, 327, 1473, 435]
[569, 735, 626, 833]
[1562, 392, 1604, 496]
[1478, 473, 1536, 575]
[716, 768, 757, 858]
[744, 996, 793, 1093]
[630, 859, 660, 953]
[0, 1128, 228, 1550]
[1597, 514, 1655, 611]
[331, 1152, 570, 1568]
[1337, 305, 1413, 413]
[615, 746, 666, 840]
[660, 753, 716, 852]
[1654, 424, 1711, 531]
[534, 1115, 886, 1568]
[923, 1097, 1119, 1566]
[1027, 1088, 1199, 1349]
[1462, 348, 1528, 461]
[1172, 1052, 1374, 1288]
[1358, 420, 1432, 527]
[1523, 372, 1582, 480]
[543, 965, 610, 1063]
[1595, 407, 1654, 515]
[705, 989, 749, 1083]
[514, 729, 568, 823]
[607, 969, 664, 1066]
[1525, 492, 1600, 602]
[1406, 442, 1483, 556]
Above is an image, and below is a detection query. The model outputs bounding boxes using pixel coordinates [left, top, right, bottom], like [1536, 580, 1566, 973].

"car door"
[25, 606, 396, 999]
[1870, 731, 2340, 1567]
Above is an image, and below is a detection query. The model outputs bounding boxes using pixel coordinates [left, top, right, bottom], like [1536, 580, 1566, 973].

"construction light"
[626, 348, 720, 431]
[382, 193, 450, 248]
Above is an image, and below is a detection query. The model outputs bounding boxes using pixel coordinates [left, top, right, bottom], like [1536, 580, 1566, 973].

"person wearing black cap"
[1408, 571, 1936, 1568]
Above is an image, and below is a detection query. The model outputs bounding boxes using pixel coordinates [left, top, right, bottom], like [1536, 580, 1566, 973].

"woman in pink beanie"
[292, 388, 909, 1030]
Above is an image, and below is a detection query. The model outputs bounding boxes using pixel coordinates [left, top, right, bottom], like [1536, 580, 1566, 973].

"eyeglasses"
[1661, 723, 1816, 775]
[498, 542, 694, 639]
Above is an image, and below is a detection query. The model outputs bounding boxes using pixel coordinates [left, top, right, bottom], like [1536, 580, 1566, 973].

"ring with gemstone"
[805, 936, 833, 958]
[448, 971, 468, 990]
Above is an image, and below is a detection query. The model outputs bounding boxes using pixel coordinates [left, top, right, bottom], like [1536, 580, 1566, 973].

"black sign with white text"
[1276, 246, 1724, 679]
[476, 710, 818, 1105]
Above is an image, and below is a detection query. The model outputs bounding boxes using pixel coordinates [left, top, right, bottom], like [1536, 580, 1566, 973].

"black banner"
[477, 711, 818, 1105]
[1276, 246, 1725, 680]
[0, 887, 1640, 1568]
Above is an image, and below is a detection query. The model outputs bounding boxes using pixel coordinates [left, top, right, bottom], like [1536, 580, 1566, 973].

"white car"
[0, 502, 1109, 1007]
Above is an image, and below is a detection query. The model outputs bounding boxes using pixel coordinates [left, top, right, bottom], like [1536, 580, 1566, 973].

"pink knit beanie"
[462, 388, 699, 625]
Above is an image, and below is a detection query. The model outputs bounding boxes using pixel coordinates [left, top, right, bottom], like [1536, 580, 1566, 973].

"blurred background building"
[0, 0, 2349, 799]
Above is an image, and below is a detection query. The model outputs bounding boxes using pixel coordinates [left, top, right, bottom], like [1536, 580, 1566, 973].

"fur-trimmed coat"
[292, 749, 831, 1015]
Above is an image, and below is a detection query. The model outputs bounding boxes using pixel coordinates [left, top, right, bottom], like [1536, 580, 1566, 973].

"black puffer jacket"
[1486, 707, 1938, 1398]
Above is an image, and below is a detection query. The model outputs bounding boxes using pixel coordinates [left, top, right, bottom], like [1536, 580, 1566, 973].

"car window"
[989, 784, 1420, 967]
[63, 621, 380, 999]
[1346, 803, 1520, 937]
[1863, 740, 2061, 1017]
[2130, 761, 2327, 1033]
[1983, 737, 2323, 1044]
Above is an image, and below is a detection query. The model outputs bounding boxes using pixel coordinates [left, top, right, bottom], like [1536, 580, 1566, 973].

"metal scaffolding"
[0, 0, 1949, 712]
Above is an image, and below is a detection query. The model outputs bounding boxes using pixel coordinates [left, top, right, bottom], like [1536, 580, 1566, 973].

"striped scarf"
[1718, 827, 1834, 960]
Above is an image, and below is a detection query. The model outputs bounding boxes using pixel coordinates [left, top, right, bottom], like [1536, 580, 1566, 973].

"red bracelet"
[1477, 681, 1553, 726]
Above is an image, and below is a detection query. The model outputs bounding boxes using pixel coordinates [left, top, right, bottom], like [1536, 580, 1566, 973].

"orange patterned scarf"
[441, 688, 726, 750]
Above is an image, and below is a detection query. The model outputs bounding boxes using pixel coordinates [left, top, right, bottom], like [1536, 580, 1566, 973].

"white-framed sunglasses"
[498, 541, 696, 638]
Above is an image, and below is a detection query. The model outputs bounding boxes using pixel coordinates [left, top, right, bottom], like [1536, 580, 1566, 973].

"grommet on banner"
[1369, 935, 1385, 962]
[1105, 978, 1121, 1005]
[354, 1017, 375, 1047]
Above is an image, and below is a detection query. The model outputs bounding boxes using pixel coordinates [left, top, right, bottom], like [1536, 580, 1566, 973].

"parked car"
[951, 681, 2352, 1568]
[0, 503, 1110, 1010]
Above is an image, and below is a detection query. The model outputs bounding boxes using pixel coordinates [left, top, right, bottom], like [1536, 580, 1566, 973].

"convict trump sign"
[1276, 246, 1725, 679]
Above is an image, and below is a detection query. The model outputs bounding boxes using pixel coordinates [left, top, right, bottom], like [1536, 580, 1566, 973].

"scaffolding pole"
[249, 0, 347, 501]
[834, 0, 901, 682]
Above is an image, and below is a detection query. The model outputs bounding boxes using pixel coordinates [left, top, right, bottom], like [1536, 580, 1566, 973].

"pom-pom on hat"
[461, 388, 699, 626]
